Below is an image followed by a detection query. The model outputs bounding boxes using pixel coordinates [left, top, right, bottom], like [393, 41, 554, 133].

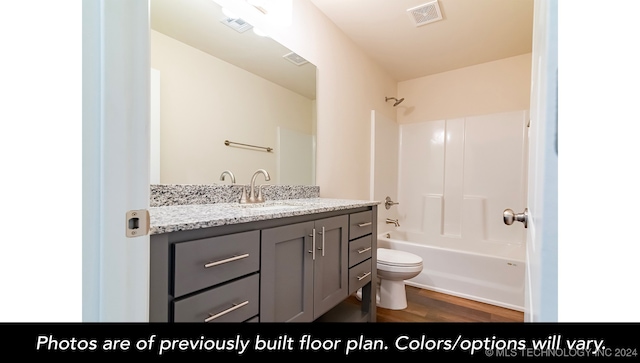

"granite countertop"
[149, 198, 381, 235]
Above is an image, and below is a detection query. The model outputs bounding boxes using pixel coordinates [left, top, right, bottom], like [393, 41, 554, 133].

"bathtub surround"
[397, 110, 528, 245]
[150, 184, 319, 207]
[371, 109, 528, 311]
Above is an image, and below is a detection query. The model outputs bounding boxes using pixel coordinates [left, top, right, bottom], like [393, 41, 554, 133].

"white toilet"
[376, 247, 423, 310]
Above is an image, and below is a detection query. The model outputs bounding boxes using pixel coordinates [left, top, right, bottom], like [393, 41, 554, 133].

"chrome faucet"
[248, 169, 271, 203]
[385, 218, 400, 227]
[219, 170, 236, 184]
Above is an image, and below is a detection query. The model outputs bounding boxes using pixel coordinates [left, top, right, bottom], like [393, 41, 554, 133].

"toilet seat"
[377, 248, 422, 267]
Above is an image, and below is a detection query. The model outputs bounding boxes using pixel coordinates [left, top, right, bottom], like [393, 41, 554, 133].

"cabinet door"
[313, 215, 349, 319]
[260, 221, 314, 322]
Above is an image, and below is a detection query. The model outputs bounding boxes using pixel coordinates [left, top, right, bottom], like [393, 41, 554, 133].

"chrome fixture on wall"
[384, 196, 399, 210]
[225, 139, 273, 152]
[385, 218, 400, 227]
[385, 96, 404, 106]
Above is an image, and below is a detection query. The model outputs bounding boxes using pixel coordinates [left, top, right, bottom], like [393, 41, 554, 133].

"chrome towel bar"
[224, 140, 273, 152]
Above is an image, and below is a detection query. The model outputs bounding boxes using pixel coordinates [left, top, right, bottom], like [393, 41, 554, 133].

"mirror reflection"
[150, 0, 317, 186]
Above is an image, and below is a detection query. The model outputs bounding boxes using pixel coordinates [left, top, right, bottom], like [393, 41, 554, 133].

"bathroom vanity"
[148, 185, 379, 323]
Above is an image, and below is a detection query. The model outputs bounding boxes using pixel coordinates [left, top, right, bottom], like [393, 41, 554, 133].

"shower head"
[385, 96, 404, 106]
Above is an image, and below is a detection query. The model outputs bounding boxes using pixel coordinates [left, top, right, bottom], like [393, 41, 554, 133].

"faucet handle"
[239, 185, 248, 204]
[256, 185, 266, 203]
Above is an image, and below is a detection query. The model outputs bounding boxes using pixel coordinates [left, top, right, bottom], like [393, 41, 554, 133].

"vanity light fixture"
[245, 0, 292, 27]
[252, 27, 269, 37]
[246, 0, 268, 14]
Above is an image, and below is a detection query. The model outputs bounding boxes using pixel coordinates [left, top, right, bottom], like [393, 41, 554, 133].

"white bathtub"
[377, 231, 525, 311]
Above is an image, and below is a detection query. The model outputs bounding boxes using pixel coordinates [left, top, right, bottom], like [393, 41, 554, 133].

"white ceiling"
[310, 0, 534, 81]
[150, 0, 317, 99]
[150, 0, 534, 97]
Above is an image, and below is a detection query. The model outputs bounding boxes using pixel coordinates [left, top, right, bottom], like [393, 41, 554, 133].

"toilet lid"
[377, 248, 422, 267]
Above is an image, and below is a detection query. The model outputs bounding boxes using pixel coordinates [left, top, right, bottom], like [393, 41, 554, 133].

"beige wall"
[205, 1, 531, 200]
[215, 0, 399, 200]
[150, 30, 314, 185]
[397, 53, 532, 124]
[279, 1, 399, 199]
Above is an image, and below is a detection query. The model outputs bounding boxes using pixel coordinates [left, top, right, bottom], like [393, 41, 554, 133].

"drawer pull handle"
[204, 300, 249, 322]
[357, 271, 371, 281]
[357, 247, 371, 254]
[204, 253, 249, 268]
[357, 222, 372, 227]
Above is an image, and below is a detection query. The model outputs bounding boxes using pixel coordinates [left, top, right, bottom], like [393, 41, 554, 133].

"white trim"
[82, 0, 151, 322]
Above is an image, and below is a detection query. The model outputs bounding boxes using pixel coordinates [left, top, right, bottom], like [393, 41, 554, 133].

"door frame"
[524, 0, 558, 322]
[82, 0, 151, 322]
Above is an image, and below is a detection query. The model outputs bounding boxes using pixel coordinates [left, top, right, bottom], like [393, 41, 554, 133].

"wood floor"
[345, 286, 524, 323]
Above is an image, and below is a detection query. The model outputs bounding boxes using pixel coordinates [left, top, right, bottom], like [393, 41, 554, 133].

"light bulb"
[252, 27, 268, 37]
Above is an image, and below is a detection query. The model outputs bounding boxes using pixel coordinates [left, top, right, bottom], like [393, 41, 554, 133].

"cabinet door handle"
[204, 300, 249, 322]
[358, 222, 372, 227]
[204, 253, 249, 268]
[357, 271, 371, 281]
[357, 247, 371, 254]
[321, 226, 325, 257]
[308, 228, 316, 260]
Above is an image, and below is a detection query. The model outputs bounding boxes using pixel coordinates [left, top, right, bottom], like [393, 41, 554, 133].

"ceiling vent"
[220, 17, 253, 33]
[283, 52, 308, 66]
[407, 1, 443, 27]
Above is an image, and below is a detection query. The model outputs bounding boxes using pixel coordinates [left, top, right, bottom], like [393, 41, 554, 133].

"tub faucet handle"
[384, 196, 399, 210]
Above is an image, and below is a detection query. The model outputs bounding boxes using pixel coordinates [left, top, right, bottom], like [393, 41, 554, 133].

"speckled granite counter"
[149, 198, 380, 235]
[150, 184, 320, 207]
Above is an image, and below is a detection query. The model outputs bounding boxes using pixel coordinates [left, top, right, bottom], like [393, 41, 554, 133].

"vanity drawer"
[349, 211, 372, 240]
[348, 260, 372, 295]
[173, 230, 260, 297]
[349, 235, 372, 268]
[173, 273, 259, 323]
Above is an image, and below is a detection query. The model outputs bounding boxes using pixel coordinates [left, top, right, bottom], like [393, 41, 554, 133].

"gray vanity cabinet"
[260, 215, 348, 322]
[149, 204, 377, 323]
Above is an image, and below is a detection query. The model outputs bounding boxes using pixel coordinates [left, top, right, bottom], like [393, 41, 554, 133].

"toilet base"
[355, 288, 381, 305]
[355, 279, 408, 310]
[377, 279, 408, 310]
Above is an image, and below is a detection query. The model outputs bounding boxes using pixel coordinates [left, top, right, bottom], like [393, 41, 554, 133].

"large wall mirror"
[150, 0, 317, 186]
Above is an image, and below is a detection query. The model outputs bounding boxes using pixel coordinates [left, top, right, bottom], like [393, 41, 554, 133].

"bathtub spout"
[385, 218, 400, 227]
